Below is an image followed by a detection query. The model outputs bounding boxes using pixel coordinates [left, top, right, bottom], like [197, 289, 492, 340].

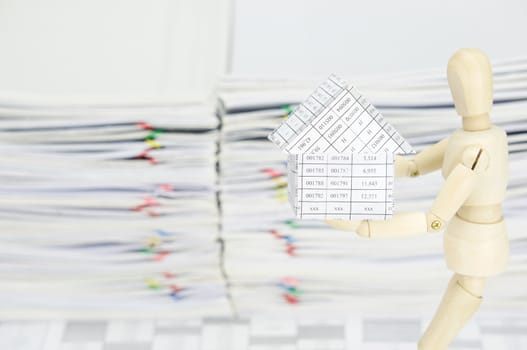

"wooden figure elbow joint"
[327, 48, 509, 350]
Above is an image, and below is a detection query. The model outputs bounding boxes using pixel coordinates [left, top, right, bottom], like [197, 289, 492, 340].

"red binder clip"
[131, 196, 160, 212]
[282, 277, 298, 287]
[270, 229, 283, 239]
[283, 293, 299, 304]
[137, 122, 154, 130]
[135, 149, 158, 164]
[261, 168, 282, 178]
[144, 197, 159, 206]
[286, 244, 296, 257]
[159, 184, 174, 192]
[169, 284, 183, 293]
[154, 251, 169, 261]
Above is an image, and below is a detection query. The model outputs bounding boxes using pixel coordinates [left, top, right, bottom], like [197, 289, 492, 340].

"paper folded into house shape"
[268, 74, 414, 220]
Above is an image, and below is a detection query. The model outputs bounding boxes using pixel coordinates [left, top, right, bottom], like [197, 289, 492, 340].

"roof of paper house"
[268, 74, 414, 155]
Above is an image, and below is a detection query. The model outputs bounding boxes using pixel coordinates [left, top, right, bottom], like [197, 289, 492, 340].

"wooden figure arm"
[362, 162, 478, 238]
[325, 212, 428, 237]
[328, 145, 487, 238]
[395, 137, 449, 177]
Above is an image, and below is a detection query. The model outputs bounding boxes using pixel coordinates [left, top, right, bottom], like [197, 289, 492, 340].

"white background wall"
[231, 0, 527, 80]
[0, 0, 231, 103]
[0, 0, 525, 103]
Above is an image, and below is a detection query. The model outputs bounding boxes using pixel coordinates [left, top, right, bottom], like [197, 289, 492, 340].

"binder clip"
[285, 220, 300, 229]
[281, 105, 294, 119]
[158, 184, 174, 192]
[270, 229, 283, 239]
[283, 293, 299, 304]
[261, 168, 282, 178]
[272, 177, 287, 190]
[146, 236, 161, 249]
[284, 236, 296, 257]
[137, 122, 154, 130]
[145, 130, 163, 140]
[131, 196, 160, 214]
[145, 139, 162, 149]
[163, 272, 176, 279]
[146, 278, 161, 290]
[169, 284, 184, 300]
[134, 149, 158, 164]
[282, 277, 298, 287]
[153, 250, 169, 261]
[279, 278, 300, 304]
[156, 229, 171, 237]
[274, 187, 288, 202]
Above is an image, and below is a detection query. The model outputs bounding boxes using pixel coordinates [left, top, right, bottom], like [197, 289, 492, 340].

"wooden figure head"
[447, 48, 493, 118]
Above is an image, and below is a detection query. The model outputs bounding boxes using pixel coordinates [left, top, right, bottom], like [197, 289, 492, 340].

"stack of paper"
[0, 102, 231, 318]
[218, 81, 436, 317]
[218, 58, 527, 316]
[2, 57, 527, 319]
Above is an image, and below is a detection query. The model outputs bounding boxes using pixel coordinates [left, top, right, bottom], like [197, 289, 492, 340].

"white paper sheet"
[268, 74, 412, 220]
[288, 153, 394, 220]
[268, 74, 414, 155]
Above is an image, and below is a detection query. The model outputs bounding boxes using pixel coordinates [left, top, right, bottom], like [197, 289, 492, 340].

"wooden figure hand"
[395, 137, 450, 178]
[394, 155, 418, 177]
[325, 220, 370, 238]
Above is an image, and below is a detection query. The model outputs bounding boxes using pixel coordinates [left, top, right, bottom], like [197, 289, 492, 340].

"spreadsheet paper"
[268, 74, 414, 155]
[269, 74, 413, 220]
[288, 153, 394, 220]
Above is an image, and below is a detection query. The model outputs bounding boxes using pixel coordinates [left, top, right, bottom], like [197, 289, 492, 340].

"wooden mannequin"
[326, 48, 509, 349]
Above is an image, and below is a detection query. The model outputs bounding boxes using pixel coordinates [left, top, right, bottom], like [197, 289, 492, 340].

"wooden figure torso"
[441, 124, 509, 278]
[441, 125, 509, 208]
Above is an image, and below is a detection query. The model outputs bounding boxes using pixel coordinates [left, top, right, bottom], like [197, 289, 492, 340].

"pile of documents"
[218, 58, 527, 316]
[2, 57, 527, 318]
[218, 79, 439, 316]
[0, 102, 231, 318]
